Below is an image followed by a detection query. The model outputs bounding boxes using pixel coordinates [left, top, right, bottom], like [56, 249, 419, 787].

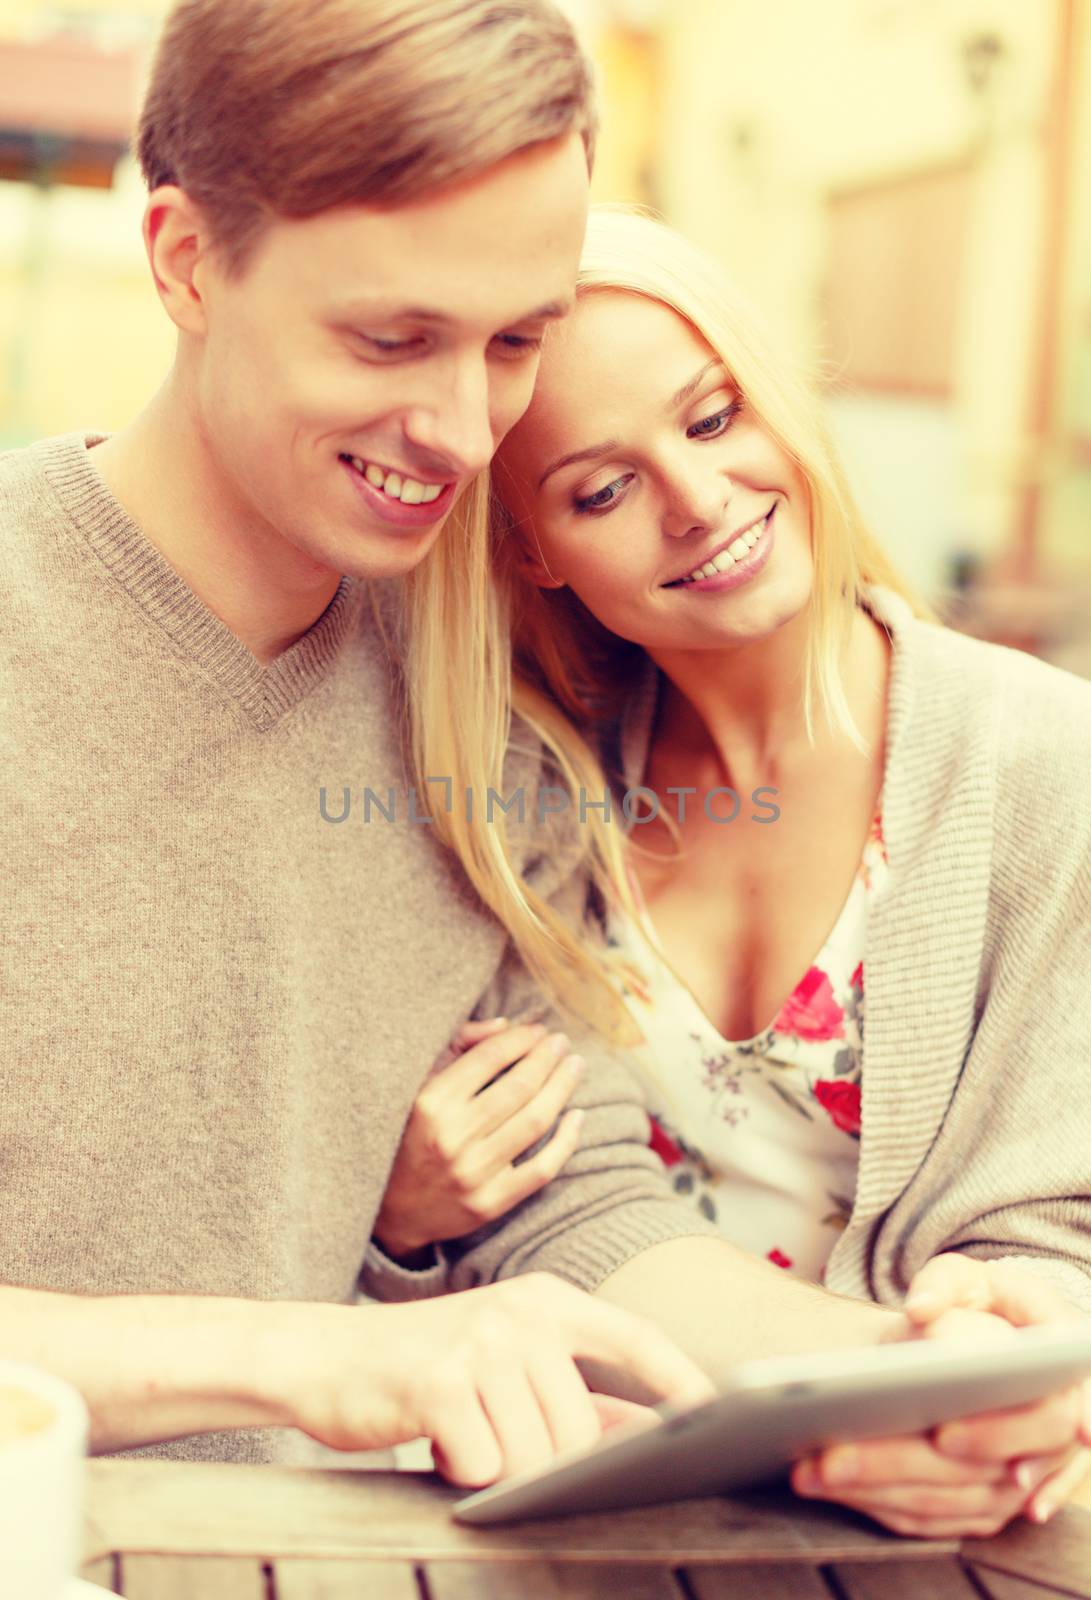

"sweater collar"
[34, 431, 363, 731]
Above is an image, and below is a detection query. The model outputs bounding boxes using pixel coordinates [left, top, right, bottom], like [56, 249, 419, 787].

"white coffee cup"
[0, 1361, 90, 1598]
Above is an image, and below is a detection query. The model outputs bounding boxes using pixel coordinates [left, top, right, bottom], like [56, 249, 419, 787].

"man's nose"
[402, 355, 495, 482]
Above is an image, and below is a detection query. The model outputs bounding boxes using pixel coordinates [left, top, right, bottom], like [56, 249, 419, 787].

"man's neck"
[90, 377, 342, 665]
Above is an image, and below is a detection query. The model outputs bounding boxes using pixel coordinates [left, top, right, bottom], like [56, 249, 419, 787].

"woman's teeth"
[344, 455, 444, 505]
[677, 509, 773, 583]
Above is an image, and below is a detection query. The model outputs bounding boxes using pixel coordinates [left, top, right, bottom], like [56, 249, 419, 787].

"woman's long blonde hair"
[398, 206, 933, 1040]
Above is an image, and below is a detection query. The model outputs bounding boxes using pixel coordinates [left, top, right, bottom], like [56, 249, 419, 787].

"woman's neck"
[646, 604, 890, 798]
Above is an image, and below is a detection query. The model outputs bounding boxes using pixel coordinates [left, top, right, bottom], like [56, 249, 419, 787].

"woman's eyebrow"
[670, 358, 726, 409]
[537, 439, 620, 489]
[536, 360, 729, 490]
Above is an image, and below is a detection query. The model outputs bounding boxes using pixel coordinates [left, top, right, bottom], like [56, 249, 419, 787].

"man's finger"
[546, 1282, 714, 1410]
[428, 1389, 504, 1488]
[477, 1356, 559, 1480]
[525, 1346, 607, 1459]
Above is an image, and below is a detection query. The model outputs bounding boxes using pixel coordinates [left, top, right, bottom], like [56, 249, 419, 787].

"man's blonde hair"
[137, 0, 597, 273]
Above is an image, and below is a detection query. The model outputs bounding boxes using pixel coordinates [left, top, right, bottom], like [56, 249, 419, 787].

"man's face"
[185, 133, 589, 580]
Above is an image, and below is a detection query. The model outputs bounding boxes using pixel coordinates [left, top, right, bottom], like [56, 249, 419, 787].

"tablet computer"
[454, 1325, 1091, 1525]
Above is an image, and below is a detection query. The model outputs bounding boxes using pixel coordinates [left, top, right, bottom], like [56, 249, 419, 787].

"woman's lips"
[666, 505, 776, 595]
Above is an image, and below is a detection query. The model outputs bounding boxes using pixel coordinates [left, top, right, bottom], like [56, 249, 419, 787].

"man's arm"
[595, 1237, 904, 1387]
[0, 1283, 289, 1452]
[0, 1276, 712, 1480]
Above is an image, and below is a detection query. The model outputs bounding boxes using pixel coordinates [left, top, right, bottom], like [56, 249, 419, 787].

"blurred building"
[2, 0, 1089, 657]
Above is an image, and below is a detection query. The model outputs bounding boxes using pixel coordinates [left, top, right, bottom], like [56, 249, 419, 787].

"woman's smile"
[662, 503, 777, 592]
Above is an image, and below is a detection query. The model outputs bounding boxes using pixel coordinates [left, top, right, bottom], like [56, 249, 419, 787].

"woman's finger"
[792, 1458, 1026, 1533]
[474, 1054, 585, 1170]
[908, 1256, 1080, 1332]
[468, 1108, 585, 1218]
[904, 1254, 992, 1325]
[432, 1021, 550, 1103]
[805, 1435, 1009, 1490]
[934, 1386, 1084, 1463]
[452, 1017, 510, 1052]
[464, 1030, 576, 1141]
[1025, 1445, 1091, 1523]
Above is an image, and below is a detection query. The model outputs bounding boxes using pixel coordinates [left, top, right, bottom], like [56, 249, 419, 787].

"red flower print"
[813, 1079, 862, 1135]
[773, 967, 845, 1042]
[767, 1248, 793, 1270]
[648, 1115, 683, 1167]
[850, 960, 863, 993]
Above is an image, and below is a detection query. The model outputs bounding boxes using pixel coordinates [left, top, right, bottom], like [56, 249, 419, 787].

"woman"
[373, 206, 1091, 1532]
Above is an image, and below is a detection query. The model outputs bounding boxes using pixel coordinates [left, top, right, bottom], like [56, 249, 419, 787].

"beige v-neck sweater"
[1, 432, 721, 1465]
[605, 586, 1091, 1314]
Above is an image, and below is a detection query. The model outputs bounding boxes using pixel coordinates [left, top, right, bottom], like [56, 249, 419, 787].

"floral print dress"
[606, 813, 889, 1282]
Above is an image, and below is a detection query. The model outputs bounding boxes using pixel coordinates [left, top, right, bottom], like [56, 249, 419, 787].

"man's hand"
[791, 1256, 1091, 1537]
[268, 1271, 713, 1486]
[374, 1019, 585, 1259]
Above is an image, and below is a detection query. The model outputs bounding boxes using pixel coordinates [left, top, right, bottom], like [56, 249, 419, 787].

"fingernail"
[1031, 1499, 1055, 1524]
[1013, 1460, 1035, 1491]
[905, 1292, 939, 1319]
[549, 1032, 570, 1056]
[565, 1053, 585, 1078]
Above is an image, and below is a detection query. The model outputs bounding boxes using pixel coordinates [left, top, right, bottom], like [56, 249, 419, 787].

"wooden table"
[79, 1461, 1091, 1598]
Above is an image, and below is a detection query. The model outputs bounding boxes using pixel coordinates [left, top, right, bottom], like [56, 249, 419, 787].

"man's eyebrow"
[331, 298, 572, 326]
[536, 360, 729, 490]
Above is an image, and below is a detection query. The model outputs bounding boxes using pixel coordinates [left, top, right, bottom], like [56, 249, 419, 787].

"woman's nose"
[660, 468, 731, 540]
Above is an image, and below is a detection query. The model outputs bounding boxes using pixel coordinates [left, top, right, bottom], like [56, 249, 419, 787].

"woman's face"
[497, 290, 814, 653]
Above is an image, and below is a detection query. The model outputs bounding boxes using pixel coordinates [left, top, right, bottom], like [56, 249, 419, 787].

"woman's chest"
[632, 779, 879, 1040]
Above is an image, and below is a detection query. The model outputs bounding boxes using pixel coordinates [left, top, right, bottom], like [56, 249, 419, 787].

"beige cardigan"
[597, 586, 1091, 1313]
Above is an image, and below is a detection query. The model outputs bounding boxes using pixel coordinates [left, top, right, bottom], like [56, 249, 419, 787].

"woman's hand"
[791, 1256, 1091, 1538]
[374, 1018, 586, 1260]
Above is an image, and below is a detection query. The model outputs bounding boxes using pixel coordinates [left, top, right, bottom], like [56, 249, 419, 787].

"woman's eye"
[687, 401, 741, 439]
[573, 474, 633, 515]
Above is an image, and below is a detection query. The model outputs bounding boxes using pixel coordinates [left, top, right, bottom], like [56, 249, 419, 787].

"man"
[2, 0, 1083, 1527]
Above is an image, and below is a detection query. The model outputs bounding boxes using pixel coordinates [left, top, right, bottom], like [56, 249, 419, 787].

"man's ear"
[143, 185, 216, 337]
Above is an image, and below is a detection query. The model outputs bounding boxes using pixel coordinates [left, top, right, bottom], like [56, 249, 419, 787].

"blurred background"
[1, 0, 1089, 664]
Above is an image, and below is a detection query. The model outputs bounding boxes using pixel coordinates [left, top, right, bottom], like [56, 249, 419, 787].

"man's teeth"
[679, 511, 771, 583]
[348, 456, 443, 504]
